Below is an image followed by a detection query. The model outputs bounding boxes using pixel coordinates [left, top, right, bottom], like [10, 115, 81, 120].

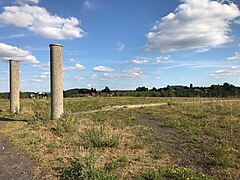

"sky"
[0, 0, 240, 92]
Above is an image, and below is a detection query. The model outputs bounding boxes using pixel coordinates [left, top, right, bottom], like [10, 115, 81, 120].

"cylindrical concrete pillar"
[9, 60, 20, 113]
[50, 44, 63, 119]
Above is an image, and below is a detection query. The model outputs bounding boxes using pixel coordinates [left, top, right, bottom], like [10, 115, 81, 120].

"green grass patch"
[81, 126, 121, 148]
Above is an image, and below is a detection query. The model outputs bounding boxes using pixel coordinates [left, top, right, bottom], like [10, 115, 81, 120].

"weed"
[149, 144, 163, 159]
[139, 167, 215, 180]
[46, 142, 59, 154]
[104, 156, 128, 171]
[59, 155, 118, 180]
[131, 138, 145, 149]
[81, 126, 120, 148]
[53, 114, 78, 135]
[128, 114, 136, 121]
[27, 135, 42, 145]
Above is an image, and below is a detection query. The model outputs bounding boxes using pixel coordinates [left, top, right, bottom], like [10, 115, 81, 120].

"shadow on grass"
[0, 117, 28, 122]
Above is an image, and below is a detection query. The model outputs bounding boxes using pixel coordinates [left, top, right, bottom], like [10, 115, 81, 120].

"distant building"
[30, 92, 49, 99]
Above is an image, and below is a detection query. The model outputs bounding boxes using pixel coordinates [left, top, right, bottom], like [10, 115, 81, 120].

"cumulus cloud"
[16, 0, 39, 5]
[93, 66, 114, 72]
[146, 0, 240, 52]
[0, 42, 39, 64]
[227, 52, 240, 60]
[63, 63, 85, 71]
[0, 5, 84, 39]
[210, 66, 240, 77]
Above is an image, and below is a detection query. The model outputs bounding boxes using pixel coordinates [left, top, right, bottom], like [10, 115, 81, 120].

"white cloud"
[116, 41, 125, 51]
[234, 19, 240, 24]
[210, 66, 240, 77]
[0, 42, 39, 64]
[0, 33, 28, 40]
[70, 58, 76, 62]
[0, 78, 7, 81]
[0, 5, 84, 39]
[146, 0, 240, 52]
[0, 71, 8, 74]
[32, 63, 49, 70]
[132, 59, 149, 64]
[64, 63, 85, 71]
[82, 0, 97, 10]
[64, 75, 84, 81]
[41, 72, 49, 75]
[156, 55, 171, 63]
[87, 83, 93, 88]
[16, 0, 39, 5]
[227, 52, 240, 60]
[103, 68, 145, 79]
[93, 66, 114, 72]
[29, 79, 42, 82]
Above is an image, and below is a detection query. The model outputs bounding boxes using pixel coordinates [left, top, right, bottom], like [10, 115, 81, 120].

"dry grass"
[0, 97, 239, 179]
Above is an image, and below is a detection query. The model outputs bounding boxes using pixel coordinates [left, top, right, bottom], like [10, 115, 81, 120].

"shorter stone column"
[9, 60, 20, 113]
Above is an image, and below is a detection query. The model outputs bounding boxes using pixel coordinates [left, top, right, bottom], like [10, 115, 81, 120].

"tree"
[190, 83, 193, 89]
[101, 86, 111, 92]
[136, 87, 148, 91]
[150, 87, 157, 91]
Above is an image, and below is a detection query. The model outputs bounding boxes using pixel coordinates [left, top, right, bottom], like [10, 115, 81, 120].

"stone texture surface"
[10, 60, 20, 113]
[50, 44, 63, 119]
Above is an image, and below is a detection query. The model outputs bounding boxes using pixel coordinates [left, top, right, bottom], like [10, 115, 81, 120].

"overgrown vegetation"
[0, 97, 239, 179]
[81, 126, 120, 148]
[59, 155, 118, 180]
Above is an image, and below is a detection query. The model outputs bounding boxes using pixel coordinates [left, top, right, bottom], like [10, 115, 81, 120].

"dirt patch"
[135, 113, 200, 168]
[0, 124, 37, 180]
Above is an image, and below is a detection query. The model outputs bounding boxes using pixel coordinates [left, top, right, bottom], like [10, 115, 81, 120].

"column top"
[49, 44, 63, 47]
[9, 60, 20, 62]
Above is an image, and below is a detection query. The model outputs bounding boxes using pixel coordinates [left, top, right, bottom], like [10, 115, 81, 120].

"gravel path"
[0, 123, 36, 180]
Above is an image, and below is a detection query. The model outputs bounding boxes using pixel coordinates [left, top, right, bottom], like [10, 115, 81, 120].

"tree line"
[0, 83, 239, 99]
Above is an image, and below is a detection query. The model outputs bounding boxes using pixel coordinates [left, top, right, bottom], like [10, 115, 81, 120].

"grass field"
[0, 97, 239, 179]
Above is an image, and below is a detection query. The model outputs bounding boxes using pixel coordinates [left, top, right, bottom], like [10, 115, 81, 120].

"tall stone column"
[50, 44, 63, 119]
[9, 60, 20, 113]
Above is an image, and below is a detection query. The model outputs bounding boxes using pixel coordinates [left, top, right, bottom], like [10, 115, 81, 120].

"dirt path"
[72, 102, 168, 115]
[73, 99, 240, 115]
[0, 123, 36, 180]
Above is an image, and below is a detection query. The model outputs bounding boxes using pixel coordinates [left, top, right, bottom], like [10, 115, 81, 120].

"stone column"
[9, 60, 20, 113]
[50, 44, 63, 119]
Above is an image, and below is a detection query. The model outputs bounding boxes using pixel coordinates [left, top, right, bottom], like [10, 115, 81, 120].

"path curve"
[72, 99, 240, 115]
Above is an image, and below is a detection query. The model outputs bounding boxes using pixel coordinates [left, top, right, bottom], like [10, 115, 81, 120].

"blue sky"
[0, 0, 240, 92]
